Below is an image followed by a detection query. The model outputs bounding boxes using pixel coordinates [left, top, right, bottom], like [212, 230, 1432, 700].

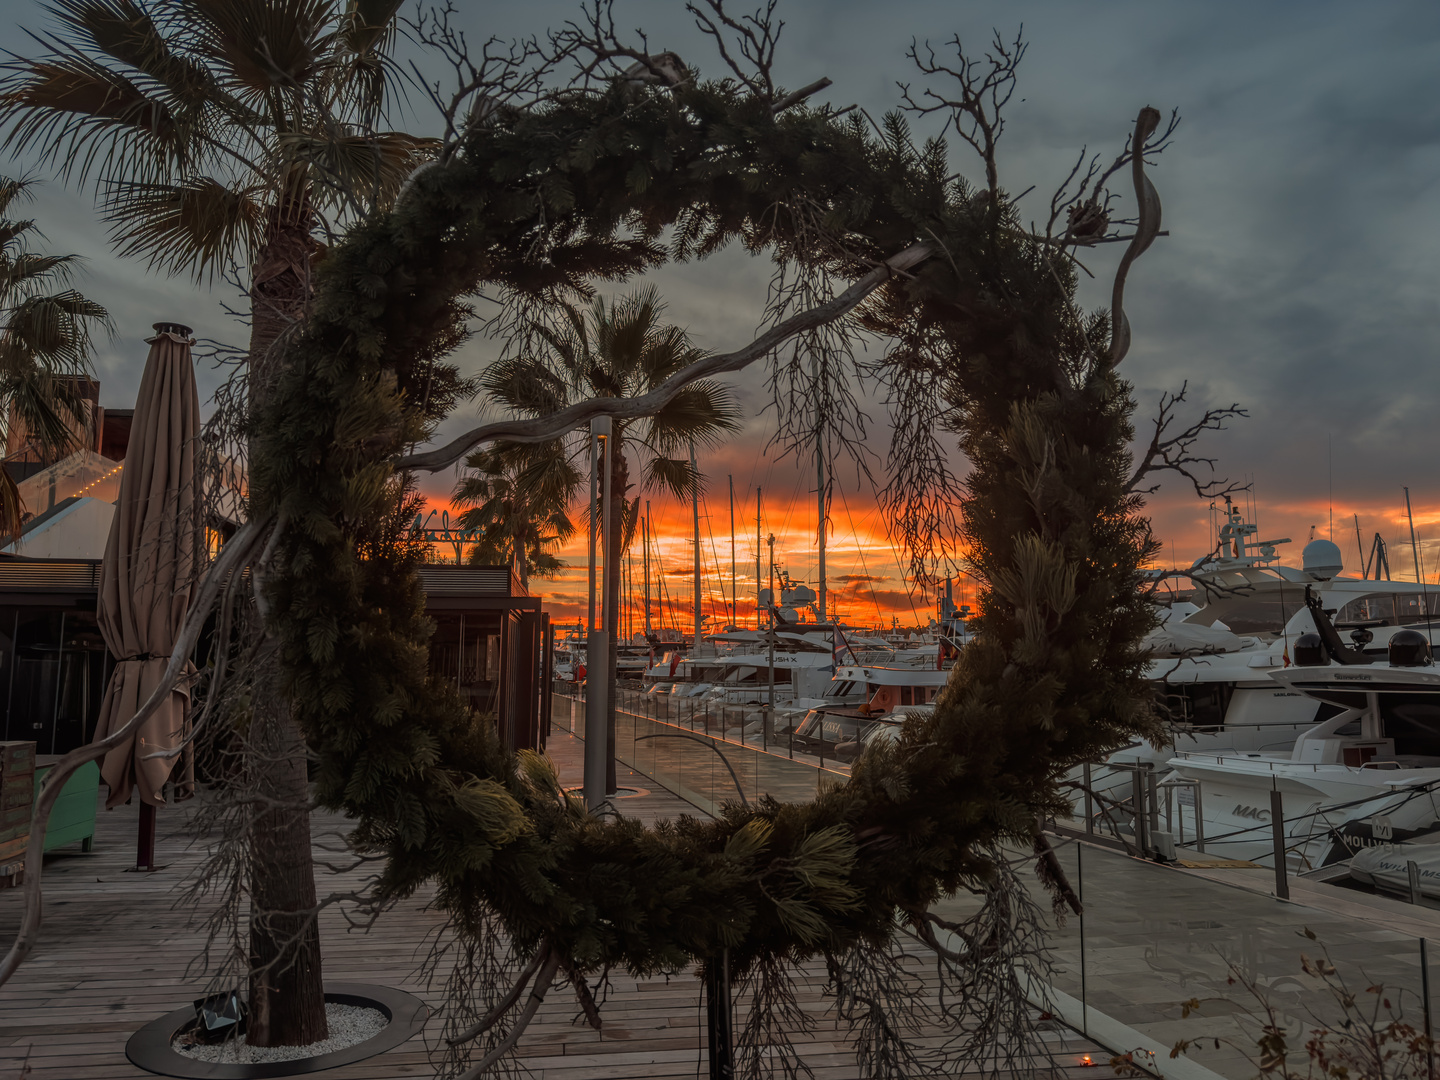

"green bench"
[34, 757, 98, 853]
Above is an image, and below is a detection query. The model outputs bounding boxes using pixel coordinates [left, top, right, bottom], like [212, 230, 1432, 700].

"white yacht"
[1167, 620, 1440, 870]
[1109, 499, 1440, 775]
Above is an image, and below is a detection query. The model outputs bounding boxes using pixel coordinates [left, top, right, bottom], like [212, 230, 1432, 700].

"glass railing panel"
[1056, 840, 1429, 1080]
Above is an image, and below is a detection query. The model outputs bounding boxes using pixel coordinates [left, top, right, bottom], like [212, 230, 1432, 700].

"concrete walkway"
[1035, 836, 1436, 1079]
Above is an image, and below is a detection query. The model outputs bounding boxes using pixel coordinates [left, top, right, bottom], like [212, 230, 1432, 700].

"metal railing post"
[1131, 767, 1147, 856]
[1194, 781, 1205, 853]
[1421, 937, 1434, 1080]
[1147, 765, 1160, 837]
[1270, 788, 1289, 900]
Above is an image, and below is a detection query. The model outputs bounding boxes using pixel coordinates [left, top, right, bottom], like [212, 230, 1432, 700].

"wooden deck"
[0, 733, 1103, 1078]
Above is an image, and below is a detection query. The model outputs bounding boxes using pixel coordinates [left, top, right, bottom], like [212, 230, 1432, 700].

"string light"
[73, 461, 123, 497]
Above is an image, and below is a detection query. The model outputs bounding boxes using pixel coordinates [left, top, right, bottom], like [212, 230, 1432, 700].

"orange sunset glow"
[418, 438, 1440, 632]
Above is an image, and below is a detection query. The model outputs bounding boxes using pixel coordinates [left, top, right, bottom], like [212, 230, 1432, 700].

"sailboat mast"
[756, 487, 763, 629]
[1354, 513, 1366, 580]
[729, 474, 736, 627]
[816, 430, 826, 623]
[692, 444, 702, 655]
[1406, 486, 1425, 584]
[643, 507, 651, 636]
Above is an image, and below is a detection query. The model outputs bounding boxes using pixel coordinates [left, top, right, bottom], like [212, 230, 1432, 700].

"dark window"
[0, 606, 109, 755]
[1157, 682, 1235, 727]
[429, 612, 503, 717]
[1381, 696, 1440, 759]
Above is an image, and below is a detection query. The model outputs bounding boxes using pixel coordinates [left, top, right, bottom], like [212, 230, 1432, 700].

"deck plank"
[0, 732, 1099, 1078]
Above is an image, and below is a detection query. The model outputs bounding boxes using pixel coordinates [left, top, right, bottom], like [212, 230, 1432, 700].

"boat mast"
[691, 444, 702, 655]
[1354, 514, 1366, 580]
[816, 429, 826, 623]
[643, 505, 651, 636]
[767, 531, 776, 743]
[756, 487, 763, 630]
[729, 474, 736, 627]
[1407, 486, 1425, 583]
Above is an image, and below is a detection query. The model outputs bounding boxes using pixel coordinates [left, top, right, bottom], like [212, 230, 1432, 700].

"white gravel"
[173, 1001, 388, 1064]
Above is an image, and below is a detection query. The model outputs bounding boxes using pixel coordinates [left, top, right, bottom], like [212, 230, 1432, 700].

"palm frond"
[0, 371, 86, 454]
[0, 467, 25, 541]
[185, 0, 337, 102]
[0, 45, 190, 182]
[100, 174, 262, 278]
[644, 380, 743, 454]
[0, 177, 35, 218]
[3, 290, 108, 363]
[644, 454, 698, 501]
[0, 253, 78, 298]
[55, 0, 216, 106]
[337, 0, 402, 56]
[280, 129, 435, 210]
[478, 356, 569, 417]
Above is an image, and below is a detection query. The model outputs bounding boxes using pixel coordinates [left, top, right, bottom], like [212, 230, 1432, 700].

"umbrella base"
[124, 982, 428, 1078]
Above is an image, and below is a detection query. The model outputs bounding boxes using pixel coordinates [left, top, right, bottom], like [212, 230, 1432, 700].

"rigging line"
[852, 468, 925, 627]
[701, 493, 729, 625]
[836, 484, 885, 625]
[866, 490, 923, 627]
[653, 502, 675, 633]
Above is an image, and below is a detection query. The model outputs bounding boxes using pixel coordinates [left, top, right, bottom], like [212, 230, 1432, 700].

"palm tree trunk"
[515, 522, 529, 591]
[604, 447, 629, 794]
[246, 649, 327, 1046]
[244, 201, 329, 1047]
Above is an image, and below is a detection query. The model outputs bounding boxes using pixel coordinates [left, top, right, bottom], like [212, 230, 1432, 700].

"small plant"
[1171, 929, 1435, 1080]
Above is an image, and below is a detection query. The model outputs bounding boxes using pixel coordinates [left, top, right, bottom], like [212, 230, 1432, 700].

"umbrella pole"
[136, 803, 156, 871]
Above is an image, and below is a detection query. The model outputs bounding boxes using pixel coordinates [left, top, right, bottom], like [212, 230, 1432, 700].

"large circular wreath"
[251, 60, 1164, 1071]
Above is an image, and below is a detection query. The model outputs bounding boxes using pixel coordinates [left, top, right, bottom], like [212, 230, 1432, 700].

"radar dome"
[1302, 538, 1343, 580]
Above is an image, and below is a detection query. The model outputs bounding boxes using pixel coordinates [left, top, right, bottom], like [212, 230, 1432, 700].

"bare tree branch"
[1126, 381, 1249, 498]
[898, 29, 1027, 199]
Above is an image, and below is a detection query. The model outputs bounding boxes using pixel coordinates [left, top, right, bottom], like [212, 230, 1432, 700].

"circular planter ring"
[125, 982, 429, 1079]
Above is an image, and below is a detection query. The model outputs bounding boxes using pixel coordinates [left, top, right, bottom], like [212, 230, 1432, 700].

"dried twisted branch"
[395, 242, 935, 473]
[455, 947, 562, 1080]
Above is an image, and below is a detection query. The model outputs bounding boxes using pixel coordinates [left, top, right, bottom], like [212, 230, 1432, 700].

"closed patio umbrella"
[93, 323, 200, 868]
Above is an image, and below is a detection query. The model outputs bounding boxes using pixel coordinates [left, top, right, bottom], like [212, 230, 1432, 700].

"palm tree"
[452, 442, 581, 591]
[0, 0, 427, 1047]
[0, 176, 109, 537]
[482, 286, 741, 791]
[0, 0, 429, 378]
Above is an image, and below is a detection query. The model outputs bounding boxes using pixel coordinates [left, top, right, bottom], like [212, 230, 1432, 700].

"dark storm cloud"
[2, 0, 1435, 562]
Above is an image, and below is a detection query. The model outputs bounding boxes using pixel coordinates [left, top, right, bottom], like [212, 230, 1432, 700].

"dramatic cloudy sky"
[2, 0, 1437, 625]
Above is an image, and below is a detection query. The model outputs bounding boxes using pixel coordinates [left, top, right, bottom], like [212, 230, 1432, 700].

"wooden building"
[0, 559, 551, 759]
[417, 564, 553, 753]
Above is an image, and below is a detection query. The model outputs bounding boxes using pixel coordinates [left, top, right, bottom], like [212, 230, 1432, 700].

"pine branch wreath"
[246, 63, 1166, 1067]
